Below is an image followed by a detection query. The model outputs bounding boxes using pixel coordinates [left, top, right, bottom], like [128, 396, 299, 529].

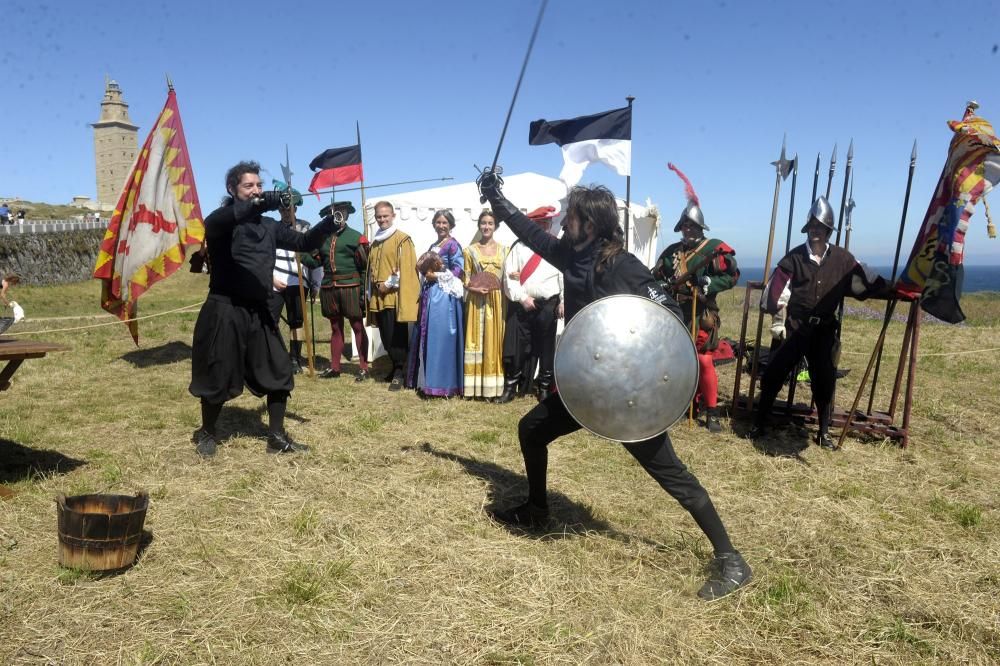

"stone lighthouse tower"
[91, 78, 139, 210]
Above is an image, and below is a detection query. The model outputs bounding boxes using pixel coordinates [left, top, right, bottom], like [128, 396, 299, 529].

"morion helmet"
[801, 196, 834, 232]
[674, 202, 708, 232]
[668, 162, 708, 232]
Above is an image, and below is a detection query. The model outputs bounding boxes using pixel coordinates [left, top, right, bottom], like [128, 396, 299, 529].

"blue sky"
[2, 0, 999, 265]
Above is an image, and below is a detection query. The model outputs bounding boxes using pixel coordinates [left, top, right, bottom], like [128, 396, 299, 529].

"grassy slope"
[0, 273, 997, 664]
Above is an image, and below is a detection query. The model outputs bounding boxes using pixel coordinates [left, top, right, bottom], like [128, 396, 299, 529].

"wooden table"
[0, 338, 70, 391]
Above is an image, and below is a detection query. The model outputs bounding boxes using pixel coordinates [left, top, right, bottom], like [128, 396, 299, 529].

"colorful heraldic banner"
[896, 111, 1000, 323]
[93, 90, 205, 342]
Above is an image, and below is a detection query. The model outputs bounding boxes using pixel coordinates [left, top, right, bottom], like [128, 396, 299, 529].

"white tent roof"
[361, 172, 661, 267]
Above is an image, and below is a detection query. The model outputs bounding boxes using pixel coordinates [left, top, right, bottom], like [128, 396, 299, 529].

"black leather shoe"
[745, 424, 768, 440]
[192, 428, 218, 458]
[388, 377, 403, 392]
[319, 368, 340, 379]
[698, 551, 753, 601]
[355, 369, 370, 383]
[290, 359, 303, 375]
[816, 433, 837, 450]
[491, 501, 550, 529]
[266, 430, 310, 454]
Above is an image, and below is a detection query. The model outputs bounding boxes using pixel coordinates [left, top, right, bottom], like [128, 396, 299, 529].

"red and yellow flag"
[895, 105, 1000, 323]
[93, 89, 204, 343]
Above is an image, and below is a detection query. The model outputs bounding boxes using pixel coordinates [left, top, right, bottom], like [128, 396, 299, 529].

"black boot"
[289, 341, 303, 375]
[536, 372, 554, 402]
[496, 374, 521, 404]
[698, 551, 753, 601]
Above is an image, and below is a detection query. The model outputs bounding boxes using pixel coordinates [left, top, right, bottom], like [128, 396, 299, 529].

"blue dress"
[405, 237, 465, 396]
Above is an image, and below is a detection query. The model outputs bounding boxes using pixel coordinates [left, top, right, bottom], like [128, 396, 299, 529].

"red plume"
[667, 163, 699, 206]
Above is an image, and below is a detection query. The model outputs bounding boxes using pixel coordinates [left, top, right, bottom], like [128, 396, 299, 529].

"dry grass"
[0, 273, 998, 664]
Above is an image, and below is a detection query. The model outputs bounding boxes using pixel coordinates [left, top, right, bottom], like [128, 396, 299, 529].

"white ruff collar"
[373, 224, 398, 243]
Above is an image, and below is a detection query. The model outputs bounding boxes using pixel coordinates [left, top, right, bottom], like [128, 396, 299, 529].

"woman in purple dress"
[405, 210, 466, 396]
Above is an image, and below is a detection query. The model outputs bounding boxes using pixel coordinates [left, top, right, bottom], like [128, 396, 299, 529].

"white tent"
[361, 172, 661, 268]
[358, 172, 662, 360]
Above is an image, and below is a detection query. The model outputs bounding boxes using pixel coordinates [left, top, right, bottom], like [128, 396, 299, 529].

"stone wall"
[0, 229, 105, 285]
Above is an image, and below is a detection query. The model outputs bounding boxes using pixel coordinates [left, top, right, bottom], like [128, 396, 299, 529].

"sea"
[738, 265, 1000, 293]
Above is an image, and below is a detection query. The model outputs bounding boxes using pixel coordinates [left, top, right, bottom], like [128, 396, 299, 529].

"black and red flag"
[308, 144, 363, 196]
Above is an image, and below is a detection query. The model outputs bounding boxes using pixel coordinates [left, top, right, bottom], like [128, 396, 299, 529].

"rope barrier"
[840, 346, 1000, 358]
[7, 302, 202, 336]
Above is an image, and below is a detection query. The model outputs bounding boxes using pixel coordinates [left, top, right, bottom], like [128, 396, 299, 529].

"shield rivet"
[594, 352, 601, 360]
[627, 399, 635, 407]
[662, 374, 670, 382]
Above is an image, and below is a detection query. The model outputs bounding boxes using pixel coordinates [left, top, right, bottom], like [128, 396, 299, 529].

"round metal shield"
[554, 295, 698, 442]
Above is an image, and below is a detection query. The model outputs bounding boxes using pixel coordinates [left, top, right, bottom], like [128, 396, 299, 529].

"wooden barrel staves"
[56, 491, 149, 572]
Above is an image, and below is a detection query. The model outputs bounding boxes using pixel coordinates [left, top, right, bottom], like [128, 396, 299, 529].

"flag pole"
[624, 95, 634, 253]
[356, 120, 370, 362]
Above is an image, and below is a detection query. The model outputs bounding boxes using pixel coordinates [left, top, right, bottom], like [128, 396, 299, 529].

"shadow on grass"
[216, 404, 312, 440]
[415, 442, 672, 547]
[120, 340, 192, 368]
[0, 438, 86, 484]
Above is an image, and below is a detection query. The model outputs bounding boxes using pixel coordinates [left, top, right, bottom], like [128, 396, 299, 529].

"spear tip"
[911, 139, 918, 161]
[847, 138, 854, 159]
[831, 142, 838, 163]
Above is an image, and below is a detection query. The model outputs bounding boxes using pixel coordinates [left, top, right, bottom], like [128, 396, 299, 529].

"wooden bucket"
[56, 491, 149, 572]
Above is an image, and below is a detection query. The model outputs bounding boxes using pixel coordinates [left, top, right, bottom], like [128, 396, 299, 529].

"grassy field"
[1, 272, 998, 664]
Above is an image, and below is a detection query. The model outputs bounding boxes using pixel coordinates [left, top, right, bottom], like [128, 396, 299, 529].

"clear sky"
[2, 0, 999, 265]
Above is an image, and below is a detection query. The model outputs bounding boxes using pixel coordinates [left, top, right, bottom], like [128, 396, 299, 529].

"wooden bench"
[0, 338, 70, 391]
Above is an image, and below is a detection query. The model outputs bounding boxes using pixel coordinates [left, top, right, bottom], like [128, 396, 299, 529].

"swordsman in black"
[189, 160, 339, 458]
[480, 180, 752, 601]
[750, 196, 886, 449]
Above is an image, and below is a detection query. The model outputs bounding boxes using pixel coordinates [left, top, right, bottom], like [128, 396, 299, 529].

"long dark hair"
[567, 185, 624, 271]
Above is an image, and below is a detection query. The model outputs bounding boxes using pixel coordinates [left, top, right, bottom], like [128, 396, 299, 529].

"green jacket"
[652, 237, 739, 309]
[300, 221, 369, 289]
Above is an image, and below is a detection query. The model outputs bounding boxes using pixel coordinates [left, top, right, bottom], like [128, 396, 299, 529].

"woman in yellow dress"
[463, 210, 508, 399]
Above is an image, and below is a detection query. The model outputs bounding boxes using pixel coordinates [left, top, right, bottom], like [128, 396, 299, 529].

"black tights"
[518, 394, 735, 554]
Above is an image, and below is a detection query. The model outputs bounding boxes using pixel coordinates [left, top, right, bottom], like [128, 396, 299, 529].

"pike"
[784, 154, 799, 254]
[838, 140, 918, 449]
[862, 139, 918, 416]
[810, 152, 820, 205]
[306, 177, 454, 198]
[826, 140, 854, 413]
[825, 142, 838, 200]
[746, 136, 793, 410]
[843, 174, 855, 249]
[476, 0, 549, 200]
[834, 139, 854, 246]
[282, 145, 316, 377]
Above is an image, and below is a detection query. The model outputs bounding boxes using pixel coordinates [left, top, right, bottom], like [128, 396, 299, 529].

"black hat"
[319, 201, 356, 217]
